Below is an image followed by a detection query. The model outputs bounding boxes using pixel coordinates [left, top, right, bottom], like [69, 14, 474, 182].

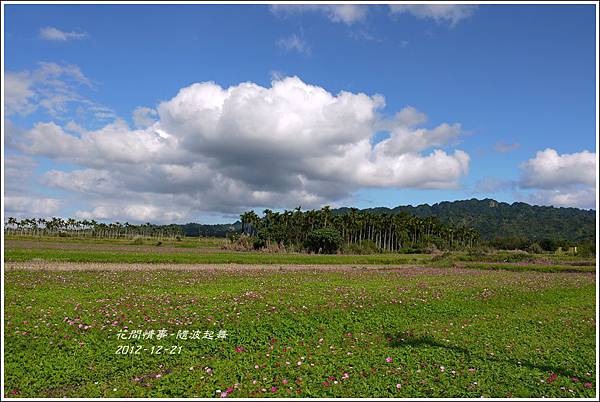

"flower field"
[3, 259, 596, 398]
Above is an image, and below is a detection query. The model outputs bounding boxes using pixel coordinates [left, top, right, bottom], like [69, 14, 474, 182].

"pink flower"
[235, 346, 245, 353]
[270, 386, 277, 393]
[226, 387, 234, 393]
[547, 373, 558, 384]
[396, 383, 402, 389]
[571, 377, 579, 383]
[254, 365, 259, 369]
[282, 379, 289, 385]
[220, 392, 228, 398]
[584, 382, 593, 388]
[386, 357, 393, 363]
[342, 372, 350, 380]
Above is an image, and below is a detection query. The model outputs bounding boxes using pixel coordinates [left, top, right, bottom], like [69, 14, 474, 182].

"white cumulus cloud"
[12, 76, 471, 221]
[520, 148, 595, 189]
[519, 148, 596, 209]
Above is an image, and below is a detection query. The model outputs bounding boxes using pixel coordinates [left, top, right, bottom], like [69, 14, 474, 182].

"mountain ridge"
[332, 198, 595, 242]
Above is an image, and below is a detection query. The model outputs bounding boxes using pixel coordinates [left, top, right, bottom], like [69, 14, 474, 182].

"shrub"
[222, 234, 254, 251]
[576, 242, 596, 258]
[130, 236, 144, 245]
[253, 237, 267, 250]
[343, 239, 379, 255]
[528, 242, 544, 254]
[304, 228, 343, 254]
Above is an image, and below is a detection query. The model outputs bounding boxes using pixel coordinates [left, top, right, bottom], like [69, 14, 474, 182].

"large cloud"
[11, 76, 470, 222]
[519, 148, 596, 209]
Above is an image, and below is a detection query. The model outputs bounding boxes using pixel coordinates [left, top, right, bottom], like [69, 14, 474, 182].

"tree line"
[239, 206, 480, 252]
[4, 217, 183, 239]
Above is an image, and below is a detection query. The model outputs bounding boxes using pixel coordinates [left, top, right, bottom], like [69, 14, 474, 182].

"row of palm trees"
[4, 217, 183, 239]
[240, 206, 480, 251]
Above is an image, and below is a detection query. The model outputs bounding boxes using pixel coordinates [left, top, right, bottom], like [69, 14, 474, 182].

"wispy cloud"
[494, 141, 520, 153]
[389, 4, 477, 27]
[276, 34, 311, 55]
[474, 177, 516, 194]
[40, 26, 87, 41]
[4, 62, 114, 122]
[270, 5, 367, 25]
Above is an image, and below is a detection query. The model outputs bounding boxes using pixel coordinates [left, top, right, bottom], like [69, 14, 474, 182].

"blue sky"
[3, 3, 597, 223]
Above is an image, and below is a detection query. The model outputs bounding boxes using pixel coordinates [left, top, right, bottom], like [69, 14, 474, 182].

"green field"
[3, 236, 595, 272]
[3, 236, 597, 398]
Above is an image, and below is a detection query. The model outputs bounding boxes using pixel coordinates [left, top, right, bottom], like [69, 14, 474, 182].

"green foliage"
[252, 237, 266, 250]
[238, 206, 479, 253]
[338, 198, 595, 244]
[304, 228, 343, 254]
[342, 239, 379, 254]
[528, 242, 544, 254]
[576, 242, 596, 258]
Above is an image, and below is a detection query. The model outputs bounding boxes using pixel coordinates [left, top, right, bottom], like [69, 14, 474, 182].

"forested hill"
[334, 199, 596, 242]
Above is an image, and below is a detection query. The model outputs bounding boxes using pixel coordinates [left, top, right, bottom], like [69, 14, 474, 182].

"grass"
[458, 262, 595, 273]
[3, 267, 596, 398]
[3, 248, 430, 265]
[4, 237, 595, 273]
[4, 235, 227, 248]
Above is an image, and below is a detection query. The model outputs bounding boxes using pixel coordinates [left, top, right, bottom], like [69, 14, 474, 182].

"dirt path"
[4, 261, 461, 274]
[4, 262, 596, 281]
